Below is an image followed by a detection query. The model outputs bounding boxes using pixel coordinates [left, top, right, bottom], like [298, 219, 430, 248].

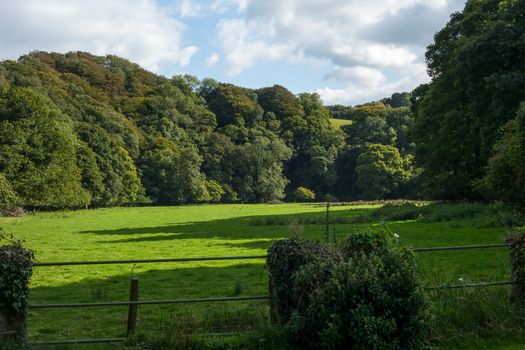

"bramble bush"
[267, 231, 428, 350]
[0, 228, 34, 343]
[292, 187, 316, 202]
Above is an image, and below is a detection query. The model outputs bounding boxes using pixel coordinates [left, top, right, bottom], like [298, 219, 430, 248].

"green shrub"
[268, 232, 428, 350]
[221, 184, 239, 203]
[0, 228, 35, 343]
[368, 203, 424, 221]
[205, 180, 225, 203]
[293, 187, 316, 202]
[266, 239, 332, 324]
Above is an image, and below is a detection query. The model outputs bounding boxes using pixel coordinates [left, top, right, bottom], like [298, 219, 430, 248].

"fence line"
[427, 281, 514, 290]
[412, 243, 509, 252]
[33, 255, 267, 267]
[29, 295, 272, 309]
[31, 243, 510, 267]
[29, 338, 127, 345]
[26, 242, 513, 345]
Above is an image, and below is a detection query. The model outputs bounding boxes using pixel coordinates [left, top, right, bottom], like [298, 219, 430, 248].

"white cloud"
[324, 66, 386, 87]
[0, 0, 198, 72]
[177, 0, 203, 17]
[205, 52, 220, 67]
[213, 0, 465, 104]
[217, 18, 291, 75]
[318, 63, 428, 105]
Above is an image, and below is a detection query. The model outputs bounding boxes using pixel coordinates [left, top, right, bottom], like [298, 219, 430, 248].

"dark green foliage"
[268, 233, 428, 350]
[382, 92, 412, 109]
[367, 203, 423, 222]
[225, 137, 292, 203]
[0, 87, 90, 208]
[76, 122, 143, 206]
[266, 239, 331, 324]
[328, 104, 354, 120]
[334, 100, 417, 200]
[412, 0, 525, 200]
[257, 85, 304, 121]
[344, 103, 396, 147]
[478, 103, 525, 205]
[338, 229, 393, 258]
[0, 229, 34, 341]
[205, 83, 262, 127]
[356, 144, 412, 199]
[286, 93, 344, 196]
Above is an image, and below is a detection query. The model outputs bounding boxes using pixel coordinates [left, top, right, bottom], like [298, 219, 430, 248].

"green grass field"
[329, 118, 352, 128]
[0, 202, 522, 349]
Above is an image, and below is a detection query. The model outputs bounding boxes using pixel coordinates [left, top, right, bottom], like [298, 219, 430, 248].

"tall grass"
[428, 286, 525, 347]
[121, 308, 287, 350]
[363, 202, 524, 228]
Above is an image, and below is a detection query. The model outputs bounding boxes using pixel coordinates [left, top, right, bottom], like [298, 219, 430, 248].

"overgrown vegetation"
[0, 228, 34, 343]
[359, 202, 524, 228]
[267, 232, 428, 350]
[411, 0, 525, 203]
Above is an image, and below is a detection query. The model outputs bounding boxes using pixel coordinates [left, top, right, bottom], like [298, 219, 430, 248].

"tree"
[356, 144, 411, 199]
[412, 0, 525, 199]
[76, 122, 143, 206]
[478, 103, 525, 205]
[138, 138, 209, 204]
[0, 87, 90, 208]
[382, 92, 412, 108]
[205, 84, 262, 127]
[226, 137, 292, 202]
[0, 173, 17, 210]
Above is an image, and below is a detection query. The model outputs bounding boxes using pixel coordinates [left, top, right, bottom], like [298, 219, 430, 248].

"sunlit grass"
[0, 202, 521, 348]
[329, 117, 352, 128]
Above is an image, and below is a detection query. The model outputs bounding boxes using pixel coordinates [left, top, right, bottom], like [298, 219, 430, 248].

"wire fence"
[27, 243, 514, 346]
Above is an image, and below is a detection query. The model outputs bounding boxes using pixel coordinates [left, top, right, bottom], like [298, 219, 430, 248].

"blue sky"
[0, 0, 465, 105]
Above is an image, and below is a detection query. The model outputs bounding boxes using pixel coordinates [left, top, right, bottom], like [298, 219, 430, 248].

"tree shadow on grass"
[78, 207, 374, 244]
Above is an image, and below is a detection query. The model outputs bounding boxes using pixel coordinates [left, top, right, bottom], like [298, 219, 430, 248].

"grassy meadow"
[329, 117, 353, 128]
[0, 202, 524, 349]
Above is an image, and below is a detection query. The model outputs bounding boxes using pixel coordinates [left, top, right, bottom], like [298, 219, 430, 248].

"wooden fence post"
[127, 277, 139, 335]
[507, 232, 525, 303]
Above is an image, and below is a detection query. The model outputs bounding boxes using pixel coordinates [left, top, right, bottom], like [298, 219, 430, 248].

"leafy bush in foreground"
[267, 232, 428, 350]
[0, 228, 35, 343]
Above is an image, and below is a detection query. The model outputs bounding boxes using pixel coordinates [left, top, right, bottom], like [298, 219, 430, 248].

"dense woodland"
[0, 0, 524, 209]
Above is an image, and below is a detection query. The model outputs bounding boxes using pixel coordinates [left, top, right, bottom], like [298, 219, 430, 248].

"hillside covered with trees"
[0, 0, 523, 210]
[0, 51, 416, 209]
[411, 0, 525, 205]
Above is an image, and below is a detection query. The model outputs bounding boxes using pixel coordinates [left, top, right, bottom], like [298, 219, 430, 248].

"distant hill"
[0, 51, 415, 209]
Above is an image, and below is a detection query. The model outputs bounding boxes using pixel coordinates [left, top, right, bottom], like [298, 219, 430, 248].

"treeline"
[411, 0, 525, 205]
[0, 51, 416, 209]
[1, 0, 523, 210]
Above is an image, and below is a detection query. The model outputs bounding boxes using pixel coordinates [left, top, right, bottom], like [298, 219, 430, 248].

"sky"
[0, 0, 466, 105]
